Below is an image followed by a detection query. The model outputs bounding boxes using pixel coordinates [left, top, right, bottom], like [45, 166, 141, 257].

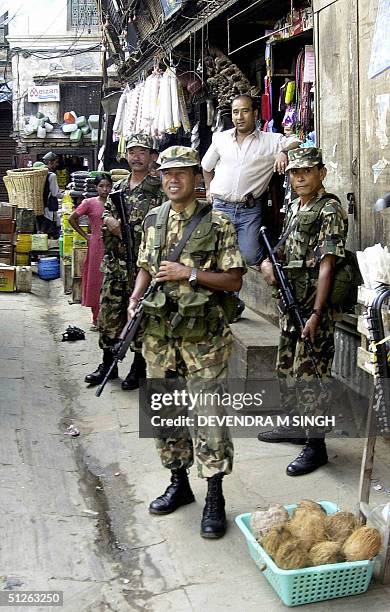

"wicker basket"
[6, 167, 48, 215]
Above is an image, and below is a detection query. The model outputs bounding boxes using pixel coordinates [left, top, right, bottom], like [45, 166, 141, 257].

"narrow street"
[1, 277, 390, 611]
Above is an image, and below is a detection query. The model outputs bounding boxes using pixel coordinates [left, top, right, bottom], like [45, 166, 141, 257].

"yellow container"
[73, 228, 88, 246]
[16, 253, 30, 266]
[16, 233, 32, 254]
[61, 192, 74, 213]
[63, 234, 73, 255]
[31, 233, 48, 251]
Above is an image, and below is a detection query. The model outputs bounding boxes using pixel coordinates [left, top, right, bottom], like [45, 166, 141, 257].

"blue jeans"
[213, 198, 263, 265]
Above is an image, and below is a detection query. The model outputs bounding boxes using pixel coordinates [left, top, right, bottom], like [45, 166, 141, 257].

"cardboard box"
[0, 203, 16, 219]
[0, 218, 15, 234]
[0, 266, 15, 291]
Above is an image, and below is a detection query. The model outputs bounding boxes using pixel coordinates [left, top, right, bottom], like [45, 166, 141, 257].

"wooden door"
[314, 0, 360, 250]
[357, 0, 390, 247]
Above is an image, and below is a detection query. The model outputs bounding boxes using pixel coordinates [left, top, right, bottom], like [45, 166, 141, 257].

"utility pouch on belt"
[142, 291, 169, 339]
[283, 264, 312, 304]
[171, 293, 209, 341]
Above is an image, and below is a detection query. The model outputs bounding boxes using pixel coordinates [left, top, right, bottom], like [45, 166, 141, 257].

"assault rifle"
[95, 281, 158, 397]
[259, 225, 325, 392]
[109, 186, 136, 286]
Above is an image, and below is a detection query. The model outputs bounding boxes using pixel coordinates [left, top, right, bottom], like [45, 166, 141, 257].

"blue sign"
[160, 0, 184, 21]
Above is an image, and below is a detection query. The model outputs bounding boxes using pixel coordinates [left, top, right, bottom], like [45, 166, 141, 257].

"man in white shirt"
[202, 95, 300, 266]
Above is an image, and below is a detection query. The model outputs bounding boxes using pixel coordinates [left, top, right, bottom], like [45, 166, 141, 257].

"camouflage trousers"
[277, 309, 335, 436]
[97, 274, 131, 350]
[142, 334, 234, 479]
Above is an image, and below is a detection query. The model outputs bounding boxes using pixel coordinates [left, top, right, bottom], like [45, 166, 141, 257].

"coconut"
[250, 504, 289, 541]
[262, 524, 292, 559]
[288, 512, 327, 551]
[325, 512, 360, 544]
[309, 541, 345, 566]
[274, 537, 308, 570]
[342, 526, 382, 561]
[292, 500, 326, 518]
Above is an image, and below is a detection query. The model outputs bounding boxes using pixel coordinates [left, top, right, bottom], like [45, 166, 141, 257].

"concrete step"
[240, 265, 279, 324]
[229, 306, 279, 378]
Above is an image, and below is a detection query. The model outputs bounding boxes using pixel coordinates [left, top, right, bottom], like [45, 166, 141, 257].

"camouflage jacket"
[101, 174, 166, 278]
[138, 199, 246, 301]
[280, 189, 347, 324]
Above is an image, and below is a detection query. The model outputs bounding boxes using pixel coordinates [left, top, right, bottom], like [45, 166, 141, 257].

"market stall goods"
[296, 499, 327, 515]
[262, 524, 293, 558]
[325, 511, 360, 544]
[206, 48, 254, 108]
[288, 512, 327, 551]
[309, 541, 345, 566]
[342, 526, 382, 561]
[6, 167, 48, 215]
[250, 504, 289, 541]
[274, 537, 308, 570]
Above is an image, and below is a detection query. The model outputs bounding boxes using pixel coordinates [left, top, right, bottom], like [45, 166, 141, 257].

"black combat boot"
[149, 468, 195, 515]
[200, 473, 226, 539]
[84, 349, 118, 386]
[257, 425, 306, 445]
[286, 438, 328, 476]
[121, 352, 147, 391]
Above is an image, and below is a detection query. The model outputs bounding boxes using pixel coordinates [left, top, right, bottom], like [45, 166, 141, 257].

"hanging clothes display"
[112, 66, 190, 147]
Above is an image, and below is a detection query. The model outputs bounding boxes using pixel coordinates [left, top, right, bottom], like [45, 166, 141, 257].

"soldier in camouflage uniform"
[259, 147, 348, 476]
[128, 146, 245, 538]
[85, 134, 165, 389]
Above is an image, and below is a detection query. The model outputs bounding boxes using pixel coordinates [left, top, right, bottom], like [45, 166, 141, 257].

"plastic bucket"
[38, 257, 60, 280]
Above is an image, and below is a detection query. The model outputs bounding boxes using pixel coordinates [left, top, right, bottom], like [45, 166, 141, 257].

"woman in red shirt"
[69, 174, 113, 329]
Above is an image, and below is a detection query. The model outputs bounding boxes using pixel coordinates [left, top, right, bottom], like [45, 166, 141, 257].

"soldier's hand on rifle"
[260, 258, 277, 285]
[301, 314, 320, 344]
[156, 261, 191, 282]
[105, 216, 122, 237]
[274, 151, 288, 174]
[127, 297, 139, 321]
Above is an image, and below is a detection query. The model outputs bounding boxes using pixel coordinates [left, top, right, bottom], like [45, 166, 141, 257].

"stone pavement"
[1, 277, 390, 612]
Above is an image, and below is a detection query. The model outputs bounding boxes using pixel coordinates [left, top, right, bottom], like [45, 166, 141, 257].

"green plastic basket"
[236, 501, 375, 607]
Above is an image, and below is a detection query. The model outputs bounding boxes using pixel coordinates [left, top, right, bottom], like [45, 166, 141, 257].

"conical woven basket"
[6, 167, 48, 215]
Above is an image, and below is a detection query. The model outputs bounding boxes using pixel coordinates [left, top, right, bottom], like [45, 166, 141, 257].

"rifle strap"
[168, 204, 212, 263]
[153, 202, 212, 266]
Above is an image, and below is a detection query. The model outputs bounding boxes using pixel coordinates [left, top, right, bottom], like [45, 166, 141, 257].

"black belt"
[215, 196, 263, 209]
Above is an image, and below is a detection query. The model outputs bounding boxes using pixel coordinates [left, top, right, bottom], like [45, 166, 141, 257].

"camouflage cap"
[286, 147, 323, 171]
[158, 146, 200, 170]
[126, 133, 153, 150]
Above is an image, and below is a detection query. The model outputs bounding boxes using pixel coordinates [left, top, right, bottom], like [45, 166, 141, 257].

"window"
[59, 82, 101, 120]
[68, 1, 99, 30]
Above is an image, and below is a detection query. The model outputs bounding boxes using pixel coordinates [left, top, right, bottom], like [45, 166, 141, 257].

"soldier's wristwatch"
[188, 267, 198, 287]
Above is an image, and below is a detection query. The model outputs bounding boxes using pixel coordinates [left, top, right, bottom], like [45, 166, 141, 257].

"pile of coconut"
[250, 500, 382, 570]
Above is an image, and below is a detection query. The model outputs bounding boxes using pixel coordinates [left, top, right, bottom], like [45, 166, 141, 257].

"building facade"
[6, 0, 102, 172]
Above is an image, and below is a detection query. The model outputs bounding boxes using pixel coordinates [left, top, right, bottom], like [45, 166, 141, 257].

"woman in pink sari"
[69, 174, 113, 329]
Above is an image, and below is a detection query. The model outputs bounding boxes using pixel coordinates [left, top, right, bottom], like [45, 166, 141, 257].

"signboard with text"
[28, 84, 60, 103]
